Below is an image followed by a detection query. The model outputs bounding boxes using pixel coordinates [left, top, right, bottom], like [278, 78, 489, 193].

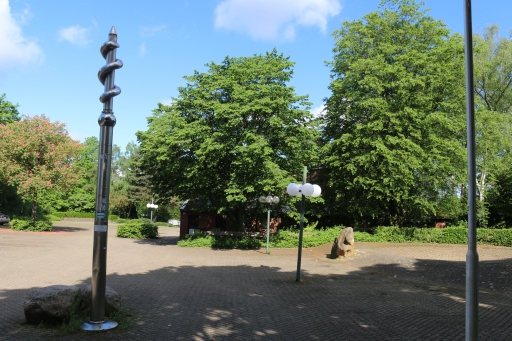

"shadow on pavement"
[133, 236, 179, 246]
[51, 226, 88, 233]
[2, 257, 512, 340]
[0, 225, 87, 233]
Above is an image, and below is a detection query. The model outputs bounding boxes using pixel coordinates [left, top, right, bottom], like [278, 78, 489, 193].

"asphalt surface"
[1, 220, 511, 340]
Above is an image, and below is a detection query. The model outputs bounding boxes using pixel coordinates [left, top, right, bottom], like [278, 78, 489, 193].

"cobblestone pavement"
[1, 221, 511, 340]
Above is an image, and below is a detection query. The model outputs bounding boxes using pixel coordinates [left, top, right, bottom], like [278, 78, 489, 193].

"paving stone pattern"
[1, 220, 511, 340]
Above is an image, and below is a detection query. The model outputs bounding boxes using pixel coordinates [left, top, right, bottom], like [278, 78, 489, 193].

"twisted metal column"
[83, 26, 123, 331]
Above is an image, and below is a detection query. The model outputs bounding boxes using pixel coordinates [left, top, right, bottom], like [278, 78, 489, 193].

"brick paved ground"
[1, 220, 511, 340]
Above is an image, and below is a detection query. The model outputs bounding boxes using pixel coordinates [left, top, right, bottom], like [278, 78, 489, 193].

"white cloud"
[160, 98, 174, 106]
[59, 24, 94, 46]
[214, 0, 341, 41]
[311, 104, 326, 118]
[14, 4, 33, 24]
[140, 25, 167, 37]
[68, 130, 90, 143]
[139, 42, 147, 56]
[0, 0, 43, 73]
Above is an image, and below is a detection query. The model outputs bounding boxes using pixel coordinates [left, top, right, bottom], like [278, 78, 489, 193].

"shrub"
[178, 233, 263, 249]
[178, 227, 344, 249]
[353, 226, 512, 247]
[116, 221, 158, 239]
[178, 233, 214, 247]
[176, 226, 512, 248]
[11, 219, 53, 232]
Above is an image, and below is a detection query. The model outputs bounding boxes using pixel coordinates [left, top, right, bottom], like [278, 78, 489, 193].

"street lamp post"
[259, 195, 279, 254]
[286, 166, 321, 282]
[146, 201, 158, 222]
[463, 1, 479, 339]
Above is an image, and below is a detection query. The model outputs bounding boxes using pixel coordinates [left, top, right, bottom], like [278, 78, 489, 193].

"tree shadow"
[0, 224, 12, 231]
[0, 224, 87, 233]
[2, 258, 512, 340]
[133, 236, 179, 246]
[51, 226, 88, 233]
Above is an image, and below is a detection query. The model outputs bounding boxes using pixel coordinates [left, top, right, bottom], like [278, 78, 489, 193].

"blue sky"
[1, 0, 512, 151]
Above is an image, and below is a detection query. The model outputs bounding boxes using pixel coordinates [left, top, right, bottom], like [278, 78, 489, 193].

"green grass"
[36, 309, 133, 337]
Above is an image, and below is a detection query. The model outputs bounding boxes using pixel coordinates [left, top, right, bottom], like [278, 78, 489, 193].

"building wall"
[179, 211, 217, 238]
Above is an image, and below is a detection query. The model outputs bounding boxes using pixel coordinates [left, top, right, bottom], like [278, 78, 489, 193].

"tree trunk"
[237, 204, 246, 232]
[479, 173, 486, 202]
[31, 192, 37, 221]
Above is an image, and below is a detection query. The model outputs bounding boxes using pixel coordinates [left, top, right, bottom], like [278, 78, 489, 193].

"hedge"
[178, 233, 263, 249]
[178, 226, 512, 249]
[53, 212, 119, 220]
[178, 228, 341, 249]
[11, 219, 53, 232]
[354, 226, 512, 247]
[116, 221, 158, 239]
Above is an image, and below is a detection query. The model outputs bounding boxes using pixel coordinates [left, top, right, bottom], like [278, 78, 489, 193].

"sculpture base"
[82, 320, 118, 331]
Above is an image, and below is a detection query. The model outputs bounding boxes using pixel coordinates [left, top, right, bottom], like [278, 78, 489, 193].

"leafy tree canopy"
[472, 25, 512, 200]
[0, 115, 84, 220]
[137, 49, 319, 229]
[0, 93, 21, 124]
[322, 0, 467, 226]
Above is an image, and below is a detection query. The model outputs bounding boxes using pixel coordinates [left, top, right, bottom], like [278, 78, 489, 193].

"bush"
[11, 219, 53, 232]
[268, 227, 341, 248]
[116, 221, 158, 239]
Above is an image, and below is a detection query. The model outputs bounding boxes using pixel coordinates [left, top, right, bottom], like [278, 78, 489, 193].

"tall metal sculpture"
[83, 26, 123, 331]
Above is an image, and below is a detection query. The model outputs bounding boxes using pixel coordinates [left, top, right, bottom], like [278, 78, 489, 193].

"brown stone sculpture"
[330, 227, 355, 258]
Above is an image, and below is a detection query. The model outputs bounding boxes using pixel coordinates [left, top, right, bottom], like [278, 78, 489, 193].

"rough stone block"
[24, 285, 81, 324]
[331, 227, 355, 258]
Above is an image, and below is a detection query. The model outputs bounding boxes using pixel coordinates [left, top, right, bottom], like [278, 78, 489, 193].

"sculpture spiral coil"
[98, 27, 123, 107]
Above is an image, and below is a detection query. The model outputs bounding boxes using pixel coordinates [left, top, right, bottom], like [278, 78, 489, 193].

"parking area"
[1, 220, 511, 340]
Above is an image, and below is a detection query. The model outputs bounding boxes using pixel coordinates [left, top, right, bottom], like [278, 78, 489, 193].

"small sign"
[96, 212, 106, 218]
[94, 225, 108, 232]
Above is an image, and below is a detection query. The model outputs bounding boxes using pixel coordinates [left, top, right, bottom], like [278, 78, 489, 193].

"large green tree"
[65, 136, 99, 212]
[473, 25, 512, 206]
[322, 0, 466, 226]
[472, 25, 512, 225]
[0, 94, 22, 213]
[137, 50, 319, 230]
[0, 93, 21, 124]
